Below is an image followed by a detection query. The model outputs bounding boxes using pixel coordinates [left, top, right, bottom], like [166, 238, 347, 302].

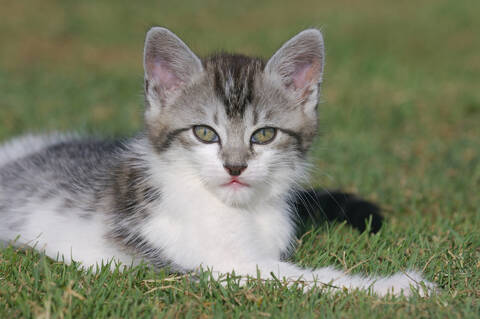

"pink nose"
[223, 164, 247, 176]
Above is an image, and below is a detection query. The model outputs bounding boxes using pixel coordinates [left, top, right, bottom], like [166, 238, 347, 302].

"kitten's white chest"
[141, 184, 294, 270]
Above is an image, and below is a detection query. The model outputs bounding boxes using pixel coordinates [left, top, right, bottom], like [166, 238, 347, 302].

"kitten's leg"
[209, 261, 436, 297]
[291, 189, 383, 233]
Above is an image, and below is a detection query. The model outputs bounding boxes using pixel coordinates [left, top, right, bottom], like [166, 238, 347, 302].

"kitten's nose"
[224, 164, 247, 177]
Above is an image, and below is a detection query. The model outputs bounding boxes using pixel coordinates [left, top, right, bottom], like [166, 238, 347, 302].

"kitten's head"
[143, 27, 324, 207]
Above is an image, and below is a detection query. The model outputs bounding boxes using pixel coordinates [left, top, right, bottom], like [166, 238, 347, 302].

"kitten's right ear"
[143, 27, 203, 108]
[265, 29, 324, 113]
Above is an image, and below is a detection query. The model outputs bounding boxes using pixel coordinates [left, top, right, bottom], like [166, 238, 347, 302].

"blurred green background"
[0, 0, 479, 317]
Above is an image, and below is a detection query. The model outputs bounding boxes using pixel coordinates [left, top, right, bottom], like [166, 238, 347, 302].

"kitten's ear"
[143, 27, 203, 108]
[265, 29, 324, 109]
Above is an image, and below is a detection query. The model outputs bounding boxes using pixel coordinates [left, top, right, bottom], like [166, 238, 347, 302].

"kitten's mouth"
[222, 178, 250, 188]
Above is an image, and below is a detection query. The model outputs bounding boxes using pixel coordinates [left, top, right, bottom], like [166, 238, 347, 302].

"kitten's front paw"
[372, 270, 437, 297]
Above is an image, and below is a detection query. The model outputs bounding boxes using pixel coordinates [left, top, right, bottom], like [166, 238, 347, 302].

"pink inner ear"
[291, 61, 319, 90]
[149, 60, 181, 90]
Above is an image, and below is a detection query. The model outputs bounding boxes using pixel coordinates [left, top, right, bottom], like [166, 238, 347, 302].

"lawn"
[0, 0, 479, 317]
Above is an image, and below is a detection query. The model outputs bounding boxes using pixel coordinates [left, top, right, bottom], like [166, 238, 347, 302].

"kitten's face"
[143, 28, 324, 207]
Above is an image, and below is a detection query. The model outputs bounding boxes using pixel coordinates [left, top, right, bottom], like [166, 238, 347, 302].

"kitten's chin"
[213, 185, 263, 208]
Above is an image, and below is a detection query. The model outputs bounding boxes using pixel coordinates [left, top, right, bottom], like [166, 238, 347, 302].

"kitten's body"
[0, 28, 435, 296]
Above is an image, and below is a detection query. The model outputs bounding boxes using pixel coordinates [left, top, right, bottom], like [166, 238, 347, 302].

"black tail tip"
[344, 198, 383, 233]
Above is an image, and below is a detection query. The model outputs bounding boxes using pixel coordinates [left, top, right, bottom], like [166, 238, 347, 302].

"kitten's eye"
[251, 127, 276, 145]
[193, 125, 219, 143]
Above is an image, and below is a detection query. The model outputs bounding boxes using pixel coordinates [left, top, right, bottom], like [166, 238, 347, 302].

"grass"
[0, 0, 479, 317]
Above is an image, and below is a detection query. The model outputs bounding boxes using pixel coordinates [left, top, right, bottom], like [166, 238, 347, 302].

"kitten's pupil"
[262, 129, 266, 137]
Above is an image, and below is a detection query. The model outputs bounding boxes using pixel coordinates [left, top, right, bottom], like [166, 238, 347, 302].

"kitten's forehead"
[204, 54, 265, 120]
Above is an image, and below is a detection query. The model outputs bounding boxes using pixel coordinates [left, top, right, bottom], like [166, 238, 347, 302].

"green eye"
[251, 127, 276, 144]
[193, 125, 219, 143]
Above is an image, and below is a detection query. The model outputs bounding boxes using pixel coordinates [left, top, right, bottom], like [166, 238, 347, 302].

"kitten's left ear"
[265, 29, 324, 109]
[143, 27, 203, 109]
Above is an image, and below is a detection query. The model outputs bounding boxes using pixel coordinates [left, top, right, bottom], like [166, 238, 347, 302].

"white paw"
[371, 270, 437, 297]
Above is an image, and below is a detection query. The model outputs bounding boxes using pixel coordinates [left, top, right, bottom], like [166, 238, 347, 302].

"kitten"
[0, 27, 435, 296]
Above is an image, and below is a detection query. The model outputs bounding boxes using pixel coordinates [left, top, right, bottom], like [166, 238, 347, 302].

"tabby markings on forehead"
[206, 53, 265, 119]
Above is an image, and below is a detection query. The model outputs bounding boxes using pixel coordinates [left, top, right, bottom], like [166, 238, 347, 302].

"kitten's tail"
[290, 189, 383, 234]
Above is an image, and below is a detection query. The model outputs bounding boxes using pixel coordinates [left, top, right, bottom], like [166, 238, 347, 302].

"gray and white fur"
[0, 28, 435, 296]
